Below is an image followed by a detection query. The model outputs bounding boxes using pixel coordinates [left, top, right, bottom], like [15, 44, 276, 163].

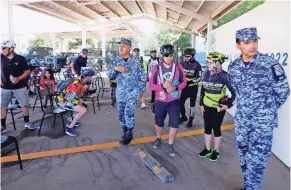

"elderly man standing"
[228, 27, 290, 190]
[107, 38, 147, 145]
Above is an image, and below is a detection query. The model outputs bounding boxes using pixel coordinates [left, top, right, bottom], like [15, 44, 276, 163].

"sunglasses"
[184, 56, 192, 58]
[2, 47, 7, 50]
[133, 50, 140, 52]
[164, 54, 173, 57]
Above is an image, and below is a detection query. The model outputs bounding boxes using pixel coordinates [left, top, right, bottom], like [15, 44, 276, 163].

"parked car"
[58, 52, 79, 66]
[19, 47, 53, 66]
[66, 53, 79, 66]
[44, 53, 67, 68]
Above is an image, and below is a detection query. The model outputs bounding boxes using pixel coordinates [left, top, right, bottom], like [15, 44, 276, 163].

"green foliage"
[28, 38, 61, 49]
[146, 28, 190, 53]
[67, 38, 94, 50]
[173, 32, 191, 48]
[28, 38, 45, 47]
[216, 0, 264, 28]
[201, 0, 264, 44]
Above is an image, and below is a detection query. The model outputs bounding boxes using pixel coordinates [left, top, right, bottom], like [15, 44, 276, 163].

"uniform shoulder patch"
[271, 64, 286, 81]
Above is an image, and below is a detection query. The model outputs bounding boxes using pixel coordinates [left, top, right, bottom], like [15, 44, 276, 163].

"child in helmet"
[28, 59, 42, 95]
[56, 67, 94, 137]
[198, 52, 236, 161]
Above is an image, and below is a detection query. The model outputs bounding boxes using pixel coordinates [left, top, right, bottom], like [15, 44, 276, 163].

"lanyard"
[159, 62, 176, 83]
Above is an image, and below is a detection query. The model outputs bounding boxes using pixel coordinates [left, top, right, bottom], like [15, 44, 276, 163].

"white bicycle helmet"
[1, 40, 16, 48]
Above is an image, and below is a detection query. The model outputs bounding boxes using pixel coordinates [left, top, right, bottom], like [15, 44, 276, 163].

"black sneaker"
[198, 147, 212, 158]
[153, 138, 161, 149]
[1, 126, 7, 134]
[209, 149, 220, 161]
[179, 116, 188, 124]
[168, 144, 176, 157]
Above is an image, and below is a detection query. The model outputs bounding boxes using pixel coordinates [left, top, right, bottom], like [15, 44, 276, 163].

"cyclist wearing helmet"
[26, 59, 42, 95]
[29, 59, 42, 76]
[56, 67, 94, 137]
[198, 52, 236, 162]
[179, 48, 202, 128]
[149, 44, 187, 157]
[1, 40, 34, 133]
[70, 48, 88, 76]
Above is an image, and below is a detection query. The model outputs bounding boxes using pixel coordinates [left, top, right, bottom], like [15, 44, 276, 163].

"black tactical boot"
[119, 126, 128, 144]
[179, 116, 188, 124]
[186, 117, 194, 128]
[122, 128, 133, 145]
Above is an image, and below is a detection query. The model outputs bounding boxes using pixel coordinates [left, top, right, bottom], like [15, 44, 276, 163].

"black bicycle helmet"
[183, 48, 196, 57]
[81, 48, 88, 54]
[160, 44, 175, 55]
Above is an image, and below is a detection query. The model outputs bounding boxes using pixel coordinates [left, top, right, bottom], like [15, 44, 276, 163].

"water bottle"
[10, 75, 14, 84]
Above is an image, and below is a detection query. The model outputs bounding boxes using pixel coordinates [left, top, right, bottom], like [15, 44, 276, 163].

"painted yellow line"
[1, 124, 234, 163]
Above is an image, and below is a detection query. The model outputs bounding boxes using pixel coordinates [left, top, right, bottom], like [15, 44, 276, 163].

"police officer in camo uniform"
[227, 27, 290, 190]
[107, 38, 147, 145]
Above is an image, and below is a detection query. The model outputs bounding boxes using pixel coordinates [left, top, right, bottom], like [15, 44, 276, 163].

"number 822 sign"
[265, 52, 288, 66]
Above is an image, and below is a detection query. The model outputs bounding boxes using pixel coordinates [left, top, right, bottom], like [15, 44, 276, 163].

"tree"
[28, 38, 45, 47]
[67, 38, 94, 50]
[174, 33, 191, 48]
[28, 38, 61, 49]
[201, 0, 264, 44]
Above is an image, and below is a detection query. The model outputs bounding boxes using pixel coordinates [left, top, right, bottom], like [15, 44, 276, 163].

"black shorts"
[154, 100, 180, 128]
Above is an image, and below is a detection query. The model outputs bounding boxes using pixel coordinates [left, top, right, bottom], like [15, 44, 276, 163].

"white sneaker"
[25, 122, 36, 130]
[141, 103, 146, 109]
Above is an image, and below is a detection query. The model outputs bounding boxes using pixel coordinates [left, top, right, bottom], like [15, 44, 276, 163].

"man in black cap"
[70, 48, 88, 76]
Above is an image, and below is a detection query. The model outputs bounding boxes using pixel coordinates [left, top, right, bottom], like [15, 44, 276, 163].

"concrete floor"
[1, 73, 290, 190]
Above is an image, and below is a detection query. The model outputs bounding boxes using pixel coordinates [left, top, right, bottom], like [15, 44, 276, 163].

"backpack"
[55, 78, 74, 95]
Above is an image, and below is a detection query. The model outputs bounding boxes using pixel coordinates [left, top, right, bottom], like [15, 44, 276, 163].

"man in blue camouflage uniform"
[227, 27, 290, 190]
[107, 38, 147, 145]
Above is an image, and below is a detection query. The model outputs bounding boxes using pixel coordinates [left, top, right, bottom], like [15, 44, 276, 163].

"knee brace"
[189, 107, 195, 117]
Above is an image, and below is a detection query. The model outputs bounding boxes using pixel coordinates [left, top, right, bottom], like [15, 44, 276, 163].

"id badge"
[159, 91, 165, 100]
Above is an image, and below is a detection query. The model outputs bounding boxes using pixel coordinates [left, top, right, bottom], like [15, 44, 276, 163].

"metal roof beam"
[153, 1, 209, 22]
[99, 1, 121, 17]
[145, 15, 194, 34]
[196, 0, 206, 13]
[50, 1, 96, 22]
[135, 1, 143, 14]
[24, 3, 82, 24]
[83, 15, 145, 30]
[116, 1, 131, 16]
[19, 4, 76, 24]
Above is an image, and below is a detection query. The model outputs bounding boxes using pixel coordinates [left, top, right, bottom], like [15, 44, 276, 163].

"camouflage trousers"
[234, 112, 276, 190]
[116, 93, 138, 129]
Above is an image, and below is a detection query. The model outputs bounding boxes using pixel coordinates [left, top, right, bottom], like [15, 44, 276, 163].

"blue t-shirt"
[73, 56, 87, 75]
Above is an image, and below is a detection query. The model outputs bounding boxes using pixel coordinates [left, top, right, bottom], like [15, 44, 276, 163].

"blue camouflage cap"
[236, 27, 260, 42]
[117, 38, 132, 46]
